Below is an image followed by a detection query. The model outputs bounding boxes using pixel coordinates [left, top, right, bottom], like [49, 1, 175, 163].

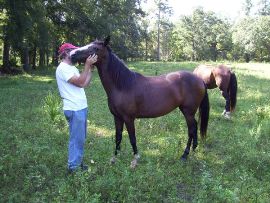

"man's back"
[56, 62, 87, 111]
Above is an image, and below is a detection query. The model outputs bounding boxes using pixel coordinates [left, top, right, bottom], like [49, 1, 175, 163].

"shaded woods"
[1, 0, 270, 73]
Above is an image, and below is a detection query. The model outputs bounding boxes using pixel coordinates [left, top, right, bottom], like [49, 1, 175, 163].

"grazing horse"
[193, 64, 237, 119]
[70, 37, 210, 168]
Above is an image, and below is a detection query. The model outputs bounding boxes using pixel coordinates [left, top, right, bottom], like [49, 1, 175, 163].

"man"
[56, 43, 97, 173]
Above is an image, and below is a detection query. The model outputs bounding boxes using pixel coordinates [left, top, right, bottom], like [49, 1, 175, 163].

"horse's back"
[213, 65, 231, 76]
[160, 70, 205, 93]
[123, 71, 206, 118]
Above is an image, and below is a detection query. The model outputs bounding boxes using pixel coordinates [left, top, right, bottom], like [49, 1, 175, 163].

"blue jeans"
[64, 108, 88, 170]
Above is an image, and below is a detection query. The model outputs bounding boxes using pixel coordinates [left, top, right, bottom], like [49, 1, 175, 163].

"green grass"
[0, 62, 270, 202]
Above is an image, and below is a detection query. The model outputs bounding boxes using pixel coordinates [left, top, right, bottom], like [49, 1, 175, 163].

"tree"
[243, 0, 253, 16]
[154, 0, 173, 61]
[60, 0, 145, 60]
[1, 1, 12, 73]
[1, 0, 51, 72]
[172, 8, 232, 61]
[253, 16, 270, 61]
[0, 0, 146, 73]
[232, 17, 256, 62]
[1, 8, 12, 73]
[140, 18, 152, 60]
[204, 12, 232, 61]
[169, 21, 189, 61]
[257, 0, 270, 15]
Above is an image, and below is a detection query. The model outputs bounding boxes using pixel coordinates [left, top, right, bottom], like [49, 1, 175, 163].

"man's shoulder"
[57, 62, 73, 69]
[57, 62, 77, 73]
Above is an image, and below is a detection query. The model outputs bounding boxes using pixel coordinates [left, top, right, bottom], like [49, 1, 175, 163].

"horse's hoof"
[222, 111, 231, 119]
[130, 159, 138, 169]
[134, 154, 140, 160]
[110, 157, 116, 164]
[221, 110, 226, 116]
[180, 155, 187, 162]
[181, 151, 189, 161]
[130, 154, 140, 169]
[223, 112, 231, 119]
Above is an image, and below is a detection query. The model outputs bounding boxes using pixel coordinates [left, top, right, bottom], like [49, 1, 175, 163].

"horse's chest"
[108, 93, 136, 115]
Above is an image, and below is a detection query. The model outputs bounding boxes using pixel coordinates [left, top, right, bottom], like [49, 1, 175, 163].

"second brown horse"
[193, 64, 237, 119]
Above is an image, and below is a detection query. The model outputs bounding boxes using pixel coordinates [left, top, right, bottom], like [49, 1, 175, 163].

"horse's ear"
[104, 36, 110, 46]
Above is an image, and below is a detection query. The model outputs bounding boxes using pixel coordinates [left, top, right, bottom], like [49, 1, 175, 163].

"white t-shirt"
[56, 62, 88, 111]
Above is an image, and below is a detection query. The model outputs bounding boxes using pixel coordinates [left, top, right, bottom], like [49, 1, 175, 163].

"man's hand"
[85, 54, 98, 69]
[68, 54, 98, 88]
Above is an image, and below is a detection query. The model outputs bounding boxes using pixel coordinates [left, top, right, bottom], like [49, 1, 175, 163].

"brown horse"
[70, 37, 210, 167]
[193, 64, 237, 119]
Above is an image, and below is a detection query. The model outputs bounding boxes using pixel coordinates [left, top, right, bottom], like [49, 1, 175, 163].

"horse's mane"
[107, 48, 139, 90]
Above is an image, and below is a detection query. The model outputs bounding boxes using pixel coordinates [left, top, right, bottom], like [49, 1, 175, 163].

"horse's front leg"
[125, 118, 140, 168]
[110, 116, 124, 164]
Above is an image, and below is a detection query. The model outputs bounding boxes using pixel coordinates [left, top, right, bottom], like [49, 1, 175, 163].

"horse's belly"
[136, 102, 178, 118]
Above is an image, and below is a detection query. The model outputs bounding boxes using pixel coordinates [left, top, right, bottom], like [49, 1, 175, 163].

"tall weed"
[42, 91, 64, 126]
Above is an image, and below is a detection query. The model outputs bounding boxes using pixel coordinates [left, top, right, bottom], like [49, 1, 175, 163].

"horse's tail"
[199, 87, 210, 139]
[229, 72, 237, 112]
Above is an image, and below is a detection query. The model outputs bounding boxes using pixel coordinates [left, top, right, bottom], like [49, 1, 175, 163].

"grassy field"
[0, 62, 270, 202]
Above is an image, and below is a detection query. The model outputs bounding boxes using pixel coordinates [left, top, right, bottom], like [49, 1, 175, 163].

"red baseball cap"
[58, 43, 79, 54]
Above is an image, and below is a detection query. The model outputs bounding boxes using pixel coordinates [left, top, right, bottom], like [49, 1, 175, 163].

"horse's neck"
[96, 58, 115, 96]
[97, 52, 137, 95]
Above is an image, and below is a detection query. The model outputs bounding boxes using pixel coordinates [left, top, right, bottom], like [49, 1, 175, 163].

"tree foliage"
[0, 0, 145, 72]
[169, 8, 232, 61]
[1, 0, 270, 72]
[257, 0, 270, 15]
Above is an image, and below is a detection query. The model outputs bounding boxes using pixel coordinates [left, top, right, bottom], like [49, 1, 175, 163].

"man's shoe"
[80, 163, 89, 171]
[66, 163, 89, 175]
[67, 168, 76, 175]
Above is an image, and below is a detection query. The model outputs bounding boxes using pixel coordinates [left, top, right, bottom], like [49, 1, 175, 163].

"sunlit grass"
[234, 62, 270, 79]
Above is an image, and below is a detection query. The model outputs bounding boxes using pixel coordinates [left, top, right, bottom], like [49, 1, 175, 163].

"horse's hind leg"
[220, 89, 231, 119]
[180, 108, 197, 161]
[111, 116, 124, 164]
[125, 118, 140, 168]
[221, 90, 230, 112]
[217, 76, 231, 118]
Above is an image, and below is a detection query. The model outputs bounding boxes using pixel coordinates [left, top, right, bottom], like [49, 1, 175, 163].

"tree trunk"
[46, 51, 49, 67]
[192, 40, 195, 61]
[52, 45, 59, 66]
[157, 8, 161, 61]
[32, 45, 37, 69]
[2, 36, 11, 73]
[39, 49, 45, 67]
[210, 42, 217, 61]
[244, 53, 250, 63]
[145, 37, 148, 61]
[22, 47, 30, 72]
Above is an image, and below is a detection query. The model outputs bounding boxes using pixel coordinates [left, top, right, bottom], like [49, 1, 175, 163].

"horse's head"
[70, 36, 110, 64]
